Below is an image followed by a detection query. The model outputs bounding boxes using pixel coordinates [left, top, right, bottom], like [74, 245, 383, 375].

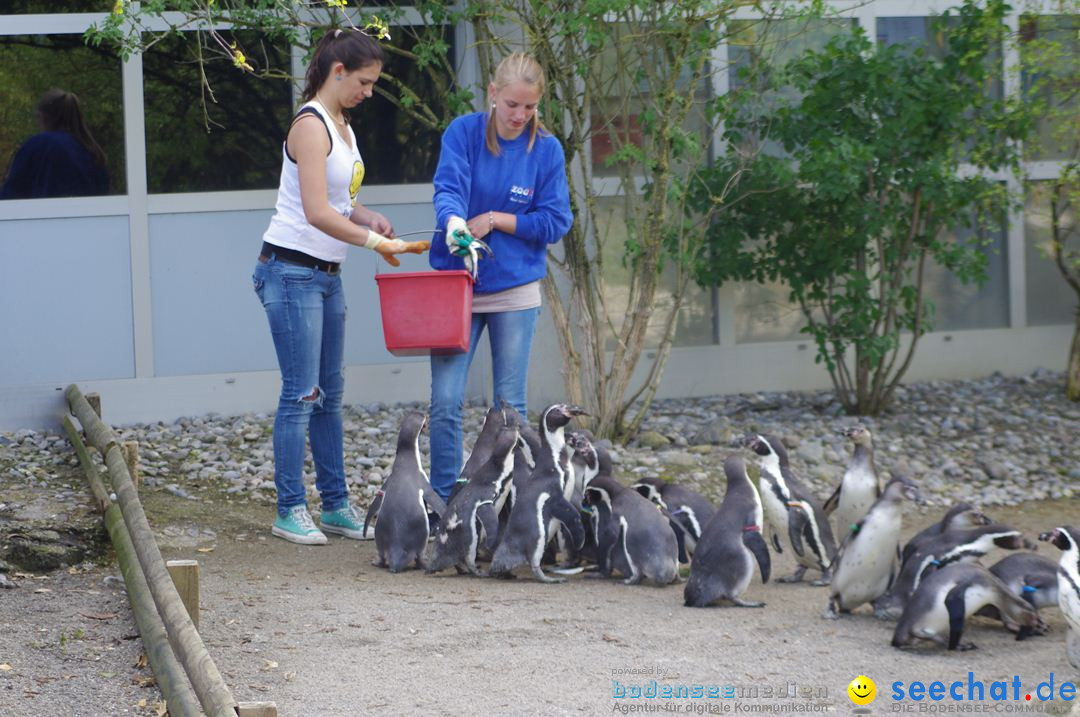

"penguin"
[371, 412, 447, 573]
[550, 430, 603, 570]
[447, 403, 507, 502]
[891, 563, 1042, 651]
[582, 469, 680, 587]
[875, 523, 1034, 619]
[632, 476, 716, 558]
[488, 403, 587, 583]
[683, 454, 770, 608]
[901, 502, 991, 567]
[824, 475, 920, 619]
[747, 433, 837, 585]
[426, 426, 518, 576]
[822, 425, 880, 543]
[1038, 525, 1080, 669]
[986, 552, 1061, 612]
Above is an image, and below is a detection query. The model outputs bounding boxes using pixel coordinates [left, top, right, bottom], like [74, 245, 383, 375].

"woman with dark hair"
[254, 28, 426, 544]
[0, 89, 109, 199]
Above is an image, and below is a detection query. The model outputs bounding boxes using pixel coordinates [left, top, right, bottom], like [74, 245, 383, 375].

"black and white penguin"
[986, 552, 1061, 612]
[891, 563, 1042, 651]
[488, 403, 587, 583]
[582, 470, 680, 586]
[876, 523, 1034, 619]
[447, 404, 507, 502]
[1039, 525, 1080, 669]
[551, 430, 602, 570]
[901, 502, 991, 567]
[427, 426, 518, 576]
[371, 412, 447, 573]
[822, 425, 880, 543]
[683, 455, 770, 608]
[825, 476, 920, 619]
[632, 476, 716, 558]
[747, 433, 837, 585]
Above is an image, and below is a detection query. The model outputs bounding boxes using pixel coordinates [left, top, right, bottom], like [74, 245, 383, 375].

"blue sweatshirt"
[430, 112, 573, 294]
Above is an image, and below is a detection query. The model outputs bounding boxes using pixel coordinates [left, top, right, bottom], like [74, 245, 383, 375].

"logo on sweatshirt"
[509, 185, 533, 203]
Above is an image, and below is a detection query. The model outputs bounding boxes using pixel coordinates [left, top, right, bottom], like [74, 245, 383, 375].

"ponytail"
[302, 28, 385, 108]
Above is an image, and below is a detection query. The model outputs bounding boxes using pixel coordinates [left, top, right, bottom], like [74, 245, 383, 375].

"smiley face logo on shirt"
[349, 161, 365, 206]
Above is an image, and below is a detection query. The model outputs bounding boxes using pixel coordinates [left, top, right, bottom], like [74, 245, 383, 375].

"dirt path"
[2, 489, 1078, 716]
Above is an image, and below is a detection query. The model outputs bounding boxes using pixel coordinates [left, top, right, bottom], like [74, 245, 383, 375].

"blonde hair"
[486, 52, 547, 156]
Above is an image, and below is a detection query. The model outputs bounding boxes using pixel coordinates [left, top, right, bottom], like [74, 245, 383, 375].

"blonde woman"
[427, 52, 573, 502]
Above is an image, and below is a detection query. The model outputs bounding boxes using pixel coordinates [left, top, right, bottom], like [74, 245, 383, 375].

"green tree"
[690, 0, 1026, 415]
[1016, 5, 1080, 400]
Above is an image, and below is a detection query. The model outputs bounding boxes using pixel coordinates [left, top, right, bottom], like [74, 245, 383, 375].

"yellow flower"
[112, 0, 124, 15]
[325, 0, 347, 8]
[231, 44, 253, 72]
[363, 15, 391, 41]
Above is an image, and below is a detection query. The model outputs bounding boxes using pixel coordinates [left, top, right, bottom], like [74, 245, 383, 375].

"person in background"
[0, 89, 109, 199]
[427, 52, 574, 502]
[254, 28, 426, 544]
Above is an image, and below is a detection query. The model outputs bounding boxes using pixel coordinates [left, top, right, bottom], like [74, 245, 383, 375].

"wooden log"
[237, 703, 279, 717]
[86, 392, 101, 418]
[61, 416, 109, 513]
[166, 560, 200, 631]
[63, 417, 201, 717]
[122, 441, 140, 491]
[67, 384, 238, 717]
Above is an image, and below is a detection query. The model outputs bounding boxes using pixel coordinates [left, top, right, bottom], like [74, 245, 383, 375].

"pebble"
[2, 371, 1078, 510]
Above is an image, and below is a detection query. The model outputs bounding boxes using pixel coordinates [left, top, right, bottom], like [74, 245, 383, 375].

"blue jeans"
[429, 307, 540, 499]
[253, 255, 349, 517]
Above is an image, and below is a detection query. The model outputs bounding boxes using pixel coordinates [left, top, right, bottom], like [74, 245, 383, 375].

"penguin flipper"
[595, 513, 619, 577]
[744, 528, 771, 584]
[422, 486, 448, 517]
[363, 492, 384, 538]
[661, 508, 690, 564]
[786, 506, 808, 558]
[822, 483, 841, 516]
[476, 501, 500, 552]
[770, 530, 782, 554]
[945, 581, 972, 650]
[549, 496, 586, 550]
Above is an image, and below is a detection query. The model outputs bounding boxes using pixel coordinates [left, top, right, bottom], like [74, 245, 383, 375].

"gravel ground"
[0, 370, 1078, 716]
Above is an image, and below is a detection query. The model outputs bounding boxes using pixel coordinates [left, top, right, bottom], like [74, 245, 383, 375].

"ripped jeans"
[253, 254, 348, 517]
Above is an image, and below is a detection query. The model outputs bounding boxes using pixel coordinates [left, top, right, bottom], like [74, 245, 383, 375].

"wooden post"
[122, 441, 140, 491]
[86, 392, 101, 418]
[237, 703, 278, 717]
[166, 560, 200, 631]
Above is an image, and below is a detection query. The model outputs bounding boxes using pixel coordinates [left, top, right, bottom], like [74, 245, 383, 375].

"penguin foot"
[777, 574, 804, 584]
[823, 601, 840, 620]
[532, 566, 567, 583]
[809, 576, 832, 587]
[731, 598, 766, 608]
[953, 641, 978, 652]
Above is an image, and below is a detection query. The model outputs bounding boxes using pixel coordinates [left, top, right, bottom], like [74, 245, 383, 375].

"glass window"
[353, 25, 452, 185]
[589, 22, 711, 177]
[0, 34, 125, 199]
[1025, 181, 1078, 326]
[923, 213, 1010, 331]
[727, 17, 856, 157]
[595, 196, 715, 348]
[143, 31, 292, 194]
[735, 279, 807, 344]
[1020, 14, 1080, 161]
[2, 1, 110, 12]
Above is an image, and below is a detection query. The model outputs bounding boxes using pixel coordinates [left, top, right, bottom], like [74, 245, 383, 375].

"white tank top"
[262, 100, 364, 263]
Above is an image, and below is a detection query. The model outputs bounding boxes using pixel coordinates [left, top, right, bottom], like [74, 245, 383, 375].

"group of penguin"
[363, 402, 1080, 667]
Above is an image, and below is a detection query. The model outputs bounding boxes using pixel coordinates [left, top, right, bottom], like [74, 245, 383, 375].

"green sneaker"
[272, 505, 327, 545]
[320, 504, 371, 540]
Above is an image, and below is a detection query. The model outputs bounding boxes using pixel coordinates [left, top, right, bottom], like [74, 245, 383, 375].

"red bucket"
[374, 270, 474, 356]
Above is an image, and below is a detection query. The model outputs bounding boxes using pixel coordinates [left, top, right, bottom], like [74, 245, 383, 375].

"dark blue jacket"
[0, 131, 108, 199]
